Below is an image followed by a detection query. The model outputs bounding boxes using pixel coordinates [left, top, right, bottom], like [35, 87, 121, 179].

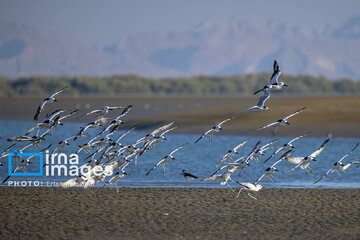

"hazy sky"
[1, 0, 359, 47]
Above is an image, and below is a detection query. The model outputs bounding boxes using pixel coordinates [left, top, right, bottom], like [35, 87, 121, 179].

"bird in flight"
[253, 60, 287, 94]
[194, 117, 235, 144]
[34, 86, 68, 121]
[283, 138, 330, 175]
[263, 132, 311, 163]
[146, 143, 188, 175]
[314, 142, 359, 183]
[255, 107, 306, 135]
[238, 88, 271, 113]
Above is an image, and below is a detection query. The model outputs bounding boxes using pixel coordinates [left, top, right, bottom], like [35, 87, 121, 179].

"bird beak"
[267, 108, 272, 111]
[284, 84, 288, 87]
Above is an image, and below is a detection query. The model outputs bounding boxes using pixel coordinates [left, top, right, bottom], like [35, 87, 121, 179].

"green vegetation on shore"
[1, 74, 360, 96]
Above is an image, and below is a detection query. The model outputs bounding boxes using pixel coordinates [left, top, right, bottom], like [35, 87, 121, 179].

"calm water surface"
[0, 120, 359, 189]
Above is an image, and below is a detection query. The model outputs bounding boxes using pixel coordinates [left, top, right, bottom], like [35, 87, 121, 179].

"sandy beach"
[0, 187, 359, 240]
[1, 95, 360, 137]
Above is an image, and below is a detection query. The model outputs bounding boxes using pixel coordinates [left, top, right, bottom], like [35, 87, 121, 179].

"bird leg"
[248, 192, 258, 200]
[236, 188, 243, 198]
[115, 182, 120, 194]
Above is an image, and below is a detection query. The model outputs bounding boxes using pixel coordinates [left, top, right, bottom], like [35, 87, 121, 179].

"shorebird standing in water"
[181, 170, 198, 181]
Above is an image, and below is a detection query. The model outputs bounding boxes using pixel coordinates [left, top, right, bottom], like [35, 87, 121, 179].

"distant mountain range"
[1, 17, 360, 80]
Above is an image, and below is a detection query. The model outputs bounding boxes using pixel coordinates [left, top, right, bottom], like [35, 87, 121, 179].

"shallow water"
[0, 120, 359, 189]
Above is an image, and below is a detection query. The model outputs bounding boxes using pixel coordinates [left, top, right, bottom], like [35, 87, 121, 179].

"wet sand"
[0, 187, 359, 240]
[0, 95, 360, 137]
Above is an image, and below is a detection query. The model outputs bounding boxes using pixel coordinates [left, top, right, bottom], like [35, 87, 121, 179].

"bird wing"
[283, 107, 306, 121]
[108, 106, 122, 110]
[288, 132, 311, 144]
[263, 147, 283, 164]
[159, 126, 177, 137]
[271, 150, 293, 168]
[243, 141, 262, 163]
[59, 109, 79, 121]
[256, 121, 279, 130]
[201, 174, 223, 181]
[194, 130, 211, 144]
[151, 121, 175, 136]
[254, 173, 266, 185]
[49, 86, 68, 98]
[314, 168, 333, 184]
[256, 88, 271, 108]
[34, 99, 48, 121]
[115, 125, 138, 143]
[308, 138, 330, 159]
[45, 109, 65, 121]
[217, 117, 235, 128]
[146, 159, 166, 175]
[1, 143, 17, 155]
[238, 106, 257, 113]
[25, 124, 40, 136]
[285, 156, 304, 165]
[261, 139, 279, 150]
[270, 60, 281, 84]
[233, 139, 249, 151]
[115, 105, 133, 120]
[337, 142, 359, 164]
[169, 143, 188, 156]
[283, 161, 303, 173]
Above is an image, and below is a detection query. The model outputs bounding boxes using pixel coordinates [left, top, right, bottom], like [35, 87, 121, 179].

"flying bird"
[255, 107, 306, 134]
[253, 60, 287, 94]
[216, 139, 249, 167]
[77, 106, 123, 119]
[264, 132, 311, 163]
[283, 138, 330, 174]
[238, 88, 271, 113]
[146, 143, 188, 175]
[254, 150, 293, 184]
[314, 142, 359, 183]
[194, 117, 235, 144]
[34, 86, 68, 121]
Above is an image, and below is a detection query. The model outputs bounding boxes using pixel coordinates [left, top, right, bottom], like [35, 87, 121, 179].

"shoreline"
[1, 187, 359, 239]
[0, 95, 360, 137]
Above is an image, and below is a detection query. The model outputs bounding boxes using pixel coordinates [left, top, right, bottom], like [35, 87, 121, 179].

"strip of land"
[0, 95, 360, 137]
[0, 187, 359, 240]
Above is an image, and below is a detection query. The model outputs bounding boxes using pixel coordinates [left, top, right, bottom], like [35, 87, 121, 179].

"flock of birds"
[1, 60, 359, 199]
